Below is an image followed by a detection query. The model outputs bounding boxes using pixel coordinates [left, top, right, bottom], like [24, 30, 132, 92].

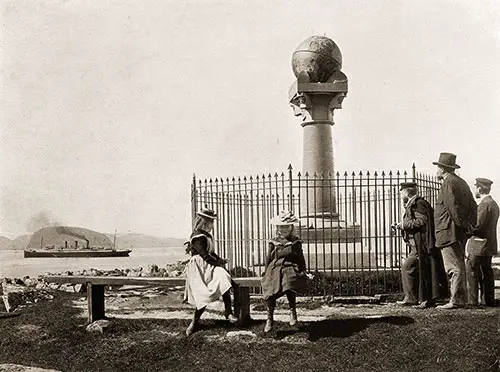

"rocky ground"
[0, 261, 499, 371]
[0, 287, 499, 372]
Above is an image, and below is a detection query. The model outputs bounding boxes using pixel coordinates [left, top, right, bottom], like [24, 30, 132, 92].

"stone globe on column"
[291, 35, 343, 83]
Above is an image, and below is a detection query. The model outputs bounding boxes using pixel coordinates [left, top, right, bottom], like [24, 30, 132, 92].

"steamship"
[23, 226, 131, 258]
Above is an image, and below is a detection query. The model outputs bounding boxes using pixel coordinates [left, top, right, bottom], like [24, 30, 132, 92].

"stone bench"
[43, 275, 262, 326]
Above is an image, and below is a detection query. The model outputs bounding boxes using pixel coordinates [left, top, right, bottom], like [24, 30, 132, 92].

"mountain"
[10, 235, 32, 250]
[1, 230, 185, 250]
[27, 226, 113, 249]
[111, 233, 185, 249]
[0, 236, 12, 250]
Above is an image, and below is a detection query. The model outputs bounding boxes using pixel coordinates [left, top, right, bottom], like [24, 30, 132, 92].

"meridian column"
[289, 35, 348, 218]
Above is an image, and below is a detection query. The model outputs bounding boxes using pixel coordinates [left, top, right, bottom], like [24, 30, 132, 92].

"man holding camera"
[395, 182, 448, 308]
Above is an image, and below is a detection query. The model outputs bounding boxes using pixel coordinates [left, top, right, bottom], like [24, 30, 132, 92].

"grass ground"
[0, 291, 498, 372]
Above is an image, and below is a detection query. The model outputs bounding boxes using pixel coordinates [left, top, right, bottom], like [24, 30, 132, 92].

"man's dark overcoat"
[402, 196, 448, 301]
[434, 173, 477, 248]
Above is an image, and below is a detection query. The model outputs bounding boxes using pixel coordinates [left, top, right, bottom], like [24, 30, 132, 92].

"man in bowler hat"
[433, 152, 477, 309]
[466, 178, 499, 306]
[395, 182, 448, 307]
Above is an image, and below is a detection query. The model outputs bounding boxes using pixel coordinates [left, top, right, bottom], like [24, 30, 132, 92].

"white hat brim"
[197, 211, 217, 219]
[270, 217, 299, 226]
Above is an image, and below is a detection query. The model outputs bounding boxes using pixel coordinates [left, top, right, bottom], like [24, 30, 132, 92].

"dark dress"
[261, 235, 307, 300]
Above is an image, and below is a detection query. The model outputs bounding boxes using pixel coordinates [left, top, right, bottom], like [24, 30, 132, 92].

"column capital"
[289, 91, 347, 123]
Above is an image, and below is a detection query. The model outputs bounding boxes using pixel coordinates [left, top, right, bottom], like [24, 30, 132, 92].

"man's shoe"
[396, 300, 418, 306]
[436, 302, 463, 310]
[413, 301, 436, 309]
[264, 319, 273, 333]
[225, 313, 238, 324]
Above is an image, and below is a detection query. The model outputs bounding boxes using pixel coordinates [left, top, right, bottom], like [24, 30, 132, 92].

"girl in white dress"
[184, 209, 237, 336]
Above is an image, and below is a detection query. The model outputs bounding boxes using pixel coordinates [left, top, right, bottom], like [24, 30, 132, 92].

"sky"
[1, 0, 500, 239]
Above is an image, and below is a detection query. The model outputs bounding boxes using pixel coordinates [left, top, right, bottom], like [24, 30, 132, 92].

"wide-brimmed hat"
[196, 209, 217, 220]
[432, 152, 460, 169]
[270, 210, 299, 226]
[475, 178, 493, 188]
[400, 181, 417, 190]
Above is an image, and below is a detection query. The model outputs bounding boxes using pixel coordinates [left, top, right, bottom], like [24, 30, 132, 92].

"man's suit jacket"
[402, 196, 435, 254]
[467, 195, 499, 256]
[434, 173, 477, 248]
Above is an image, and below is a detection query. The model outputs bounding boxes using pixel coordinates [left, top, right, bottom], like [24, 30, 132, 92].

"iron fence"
[191, 164, 441, 295]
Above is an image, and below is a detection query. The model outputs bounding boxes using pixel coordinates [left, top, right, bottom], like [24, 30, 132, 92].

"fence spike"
[389, 170, 393, 176]
[274, 172, 279, 178]
[343, 171, 348, 177]
[403, 170, 408, 176]
[396, 170, 400, 176]
[304, 171, 309, 177]
[374, 171, 378, 177]
[336, 171, 340, 177]
[367, 171, 370, 176]
[381, 171, 385, 176]
[268, 173, 272, 179]
[209, 178, 213, 183]
[288, 164, 293, 171]
[281, 172, 285, 177]
[359, 170, 363, 176]
[297, 171, 302, 177]
[243, 176, 247, 181]
[352, 171, 356, 177]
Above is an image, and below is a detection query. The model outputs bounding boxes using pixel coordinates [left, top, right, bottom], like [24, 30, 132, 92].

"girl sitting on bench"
[184, 208, 237, 336]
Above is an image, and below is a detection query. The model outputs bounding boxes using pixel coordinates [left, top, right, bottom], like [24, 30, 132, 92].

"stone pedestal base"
[297, 216, 373, 270]
[298, 217, 361, 243]
[302, 243, 377, 270]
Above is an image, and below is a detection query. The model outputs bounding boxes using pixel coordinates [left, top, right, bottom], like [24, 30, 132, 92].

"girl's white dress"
[184, 235, 232, 309]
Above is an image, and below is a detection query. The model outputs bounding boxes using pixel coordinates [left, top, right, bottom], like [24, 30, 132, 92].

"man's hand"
[391, 222, 402, 232]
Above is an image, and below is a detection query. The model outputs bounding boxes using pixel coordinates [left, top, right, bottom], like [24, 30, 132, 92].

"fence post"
[412, 163, 416, 182]
[191, 173, 197, 227]
[288, 164, 293, 212]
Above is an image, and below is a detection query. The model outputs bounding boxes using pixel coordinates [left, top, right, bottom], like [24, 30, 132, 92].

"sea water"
[0, 247, 187, 278]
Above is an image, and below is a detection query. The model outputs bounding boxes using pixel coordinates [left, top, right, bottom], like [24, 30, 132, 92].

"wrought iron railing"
[191, 164, 441, 295]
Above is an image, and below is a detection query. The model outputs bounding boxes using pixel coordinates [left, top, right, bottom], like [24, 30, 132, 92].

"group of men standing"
[396, 152, 499, 309]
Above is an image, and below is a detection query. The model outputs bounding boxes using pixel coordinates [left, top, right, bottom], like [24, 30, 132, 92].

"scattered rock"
[86, 319, 112, 333]
[73, 284, 84, 293]
[0, 364, 61, 372]
[226, 330, 257, 339]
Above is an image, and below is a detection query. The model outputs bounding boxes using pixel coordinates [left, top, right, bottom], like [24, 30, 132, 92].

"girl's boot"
[264, 300, 275, 333]
[186, 307, 205, 336]
[286, 291, 298, 326]
[222, 290, 238, 323]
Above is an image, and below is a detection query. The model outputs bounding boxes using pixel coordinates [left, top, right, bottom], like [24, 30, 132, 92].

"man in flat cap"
[466, 178, 499, 307]
[395, 182, 448, 307]
[433, 152, 477, 309]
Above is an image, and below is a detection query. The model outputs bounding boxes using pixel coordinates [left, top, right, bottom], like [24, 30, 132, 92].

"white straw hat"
[196, 209, 217, 220]
[270, 210, 299, 226]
